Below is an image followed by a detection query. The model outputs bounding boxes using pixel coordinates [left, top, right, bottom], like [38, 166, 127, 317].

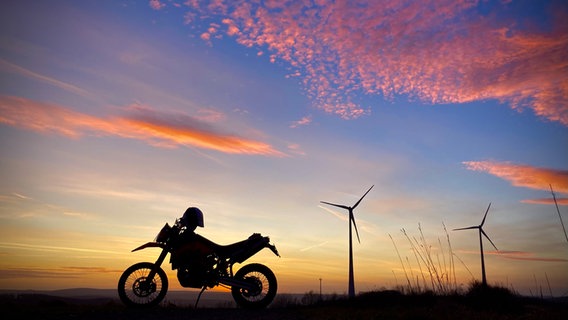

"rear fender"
[231, 235, 280, 263]
[259, 235, 280, 257]
[267, 243, 280, 257]
[132, 242, 167, 252]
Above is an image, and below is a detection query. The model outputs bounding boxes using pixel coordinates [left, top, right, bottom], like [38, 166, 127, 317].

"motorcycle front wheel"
[118, 262, 168, 307]
[231, 263, 277, 309]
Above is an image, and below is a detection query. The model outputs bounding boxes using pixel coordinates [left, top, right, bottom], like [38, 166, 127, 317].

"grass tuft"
[391, 223, 463, 295]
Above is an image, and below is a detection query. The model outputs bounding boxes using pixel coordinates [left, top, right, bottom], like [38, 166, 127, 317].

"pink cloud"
[222, 19, 240, 36]
[289, 115, 312, 128]
[287, 143, 306, 156]
[149, 0, 166, 10]
[0, 95, 285, 157]
[176, 1, 568, 124]
[463, 160, 568, 194]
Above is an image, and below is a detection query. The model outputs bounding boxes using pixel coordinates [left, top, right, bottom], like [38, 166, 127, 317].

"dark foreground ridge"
[2, 289, 567, 320]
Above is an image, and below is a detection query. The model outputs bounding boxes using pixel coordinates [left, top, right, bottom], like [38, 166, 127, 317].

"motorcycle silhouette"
[118, 218, 280, 308]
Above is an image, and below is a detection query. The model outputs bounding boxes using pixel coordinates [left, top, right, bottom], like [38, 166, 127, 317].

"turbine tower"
[320, 185, 374, 299]
[453, 203, 498, 287]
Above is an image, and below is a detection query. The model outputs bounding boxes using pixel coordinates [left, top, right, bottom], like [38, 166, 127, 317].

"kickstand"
[195, 286, 207, 309]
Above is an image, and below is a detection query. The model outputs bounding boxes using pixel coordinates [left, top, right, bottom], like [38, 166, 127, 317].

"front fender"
[132, 242, 167, 252]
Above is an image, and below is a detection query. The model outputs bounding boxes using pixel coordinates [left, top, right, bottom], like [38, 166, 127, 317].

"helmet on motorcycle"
[180, 207, 204, 231]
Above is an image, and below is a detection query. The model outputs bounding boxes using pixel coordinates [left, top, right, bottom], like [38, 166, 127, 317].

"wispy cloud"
[0, 95, 285, 156]
[522, 198, 568, 206]
[299, 241, 329, 252]
[0, 242, 123, 256]
[287, 143, 306, 156]
[455, 249, 568, 262]
[493, 250, 568, 262]
[318, 204, 378, 237]
[319, 205, 349, 222]
[290, 115, 312, 128]
[0, 266, 122, 279]
[156, 1, 568, 124]
[0, 58, 93, 99]
[12, 193, 32, 200]
[0, 193, 97, 220]
[463, 161, 568, 194]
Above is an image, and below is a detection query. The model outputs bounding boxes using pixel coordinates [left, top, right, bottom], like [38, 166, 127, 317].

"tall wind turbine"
[453, 203, 498, 287]
[320, 185, 374, 299]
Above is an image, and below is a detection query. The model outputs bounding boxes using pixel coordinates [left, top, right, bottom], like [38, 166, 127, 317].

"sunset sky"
[1, 0, 567, 297]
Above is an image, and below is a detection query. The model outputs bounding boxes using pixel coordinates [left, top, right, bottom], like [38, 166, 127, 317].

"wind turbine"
[320, 185, 374, 299]
[453, 203, 498, 288]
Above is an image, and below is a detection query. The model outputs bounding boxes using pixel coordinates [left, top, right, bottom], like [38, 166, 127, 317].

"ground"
[2, 290, 567, 319]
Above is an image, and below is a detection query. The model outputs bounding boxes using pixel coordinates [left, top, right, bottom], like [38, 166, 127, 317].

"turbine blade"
[453, 226, 479, 231]
[351, 213, 361, 243]
[352, 185, 374, 209]
[320, 201, 350, 210]
[480, 202, 492, 226]
[481, 228, 498, 251]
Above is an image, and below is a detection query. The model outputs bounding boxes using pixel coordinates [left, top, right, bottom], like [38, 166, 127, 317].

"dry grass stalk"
[392, 223, 465, 295]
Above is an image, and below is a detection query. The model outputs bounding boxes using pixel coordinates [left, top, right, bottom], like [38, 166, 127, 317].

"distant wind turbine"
[320, 185, 374, 299]
[453, 203, 498, 288]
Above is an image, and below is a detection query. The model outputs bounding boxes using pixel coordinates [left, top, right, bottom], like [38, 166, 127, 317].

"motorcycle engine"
[177, 266, 205, 288]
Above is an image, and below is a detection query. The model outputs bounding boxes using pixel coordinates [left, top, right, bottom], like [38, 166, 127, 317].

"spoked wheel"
[231, 263, 277, 309]
[118, 262, 168, 307]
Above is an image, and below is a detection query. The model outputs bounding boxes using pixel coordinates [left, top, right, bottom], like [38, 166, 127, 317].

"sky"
[1, 0, 567, 297]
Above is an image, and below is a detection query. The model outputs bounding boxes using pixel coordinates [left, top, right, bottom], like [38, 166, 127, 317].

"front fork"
[145, 249, 168, 286]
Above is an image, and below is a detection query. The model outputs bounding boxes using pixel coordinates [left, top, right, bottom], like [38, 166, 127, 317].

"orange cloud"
[522, 198, 568, 206]
[176, 1, 568, 124]
[463, 161, 568, 194]
[0, 95, 285, 157]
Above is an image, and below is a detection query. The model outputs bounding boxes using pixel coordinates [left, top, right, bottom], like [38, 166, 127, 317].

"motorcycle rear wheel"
[118, 262, 168, 307]
[231, 263, 277, 309]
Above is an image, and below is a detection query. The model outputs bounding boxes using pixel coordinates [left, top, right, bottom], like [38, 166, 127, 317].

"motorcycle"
[118, 219, 280, 308]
